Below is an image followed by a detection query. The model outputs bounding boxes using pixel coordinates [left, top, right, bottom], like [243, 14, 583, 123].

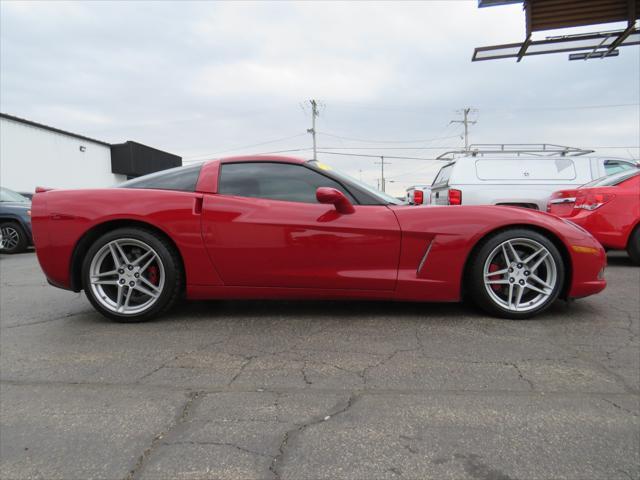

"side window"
[432, 164, 453, 186]
[119, 164, 202, 192]
[219, 162, 356, 204]
[604, 160, 633, 176]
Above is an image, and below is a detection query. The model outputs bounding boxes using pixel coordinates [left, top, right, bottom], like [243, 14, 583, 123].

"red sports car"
[547, 169, 640, 264]
[32, 156, 606, 322]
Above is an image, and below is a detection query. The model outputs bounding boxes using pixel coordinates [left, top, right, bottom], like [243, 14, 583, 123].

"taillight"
[575, 191, 615, 211]
[413, 190, 424, 205]
[448, 189, 462, 205]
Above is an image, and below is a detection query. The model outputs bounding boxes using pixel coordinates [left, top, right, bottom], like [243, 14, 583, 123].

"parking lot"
[0, 251, 638, 480]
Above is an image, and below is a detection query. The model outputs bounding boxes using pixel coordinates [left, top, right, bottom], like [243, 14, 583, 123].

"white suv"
[430, 150, 637, 210]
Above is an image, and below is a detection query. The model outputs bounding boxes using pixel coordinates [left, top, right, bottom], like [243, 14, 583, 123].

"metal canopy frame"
[473, 0, 640, 61]
[473, 28, 639, 61]
[436, 143, 595, 160]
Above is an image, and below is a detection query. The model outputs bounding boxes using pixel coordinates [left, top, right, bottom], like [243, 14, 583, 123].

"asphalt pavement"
[0, 251, 638, 480]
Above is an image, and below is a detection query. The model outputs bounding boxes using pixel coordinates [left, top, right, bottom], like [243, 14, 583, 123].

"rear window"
[604, 159, 635, 175]
[582, 169, 640, 188]
[432, 164, 454, 186]
[475, 158, 576, 181]
[119, 164, 202, 192]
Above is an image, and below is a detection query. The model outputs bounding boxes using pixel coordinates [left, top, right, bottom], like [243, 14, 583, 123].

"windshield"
[306, 160, 402, 205]
[581, 169, 639, 188]
[0, 187, 30, 203]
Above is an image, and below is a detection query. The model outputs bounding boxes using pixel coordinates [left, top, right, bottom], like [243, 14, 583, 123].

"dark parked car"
[0, 187, 33, 253]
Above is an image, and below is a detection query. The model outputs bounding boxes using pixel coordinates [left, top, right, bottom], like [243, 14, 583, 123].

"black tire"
[627, 226, 640, 266]
[0, 221, 29, 254]
[468, 228, 565, 320]
[81, 227, 183, 322]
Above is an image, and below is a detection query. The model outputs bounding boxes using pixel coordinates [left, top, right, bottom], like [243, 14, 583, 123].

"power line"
[316, 146, 461, 150]
[315, 150, 446, 161]
[317, 131, 462, 144]
[182, 143, 640, 164]
[322, 100, 640, 113]
[183, 133, 308, 159]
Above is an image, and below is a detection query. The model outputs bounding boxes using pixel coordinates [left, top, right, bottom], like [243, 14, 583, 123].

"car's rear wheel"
[627, 226, 640, 266]
[81, 227, 182, 322]
[0, 221, 28, 254]
[468, 229, 564, 319]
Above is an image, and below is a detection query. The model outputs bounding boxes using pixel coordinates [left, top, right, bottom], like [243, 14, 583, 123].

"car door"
[201, 161, 401, 290]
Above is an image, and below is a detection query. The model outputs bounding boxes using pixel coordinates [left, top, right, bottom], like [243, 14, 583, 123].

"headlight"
[27, 210, 32, 217]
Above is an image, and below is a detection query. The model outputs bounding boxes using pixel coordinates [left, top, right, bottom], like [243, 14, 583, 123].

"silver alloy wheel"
[89, 238, 165, 315]
[0, 226, 20, 250]
[482, 237, 558, 313]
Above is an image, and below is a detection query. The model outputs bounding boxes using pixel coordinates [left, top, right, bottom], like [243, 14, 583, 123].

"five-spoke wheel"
[0, 222, 28, 254]
[469, 229, 564, 319]
[82, 228, 182, 321]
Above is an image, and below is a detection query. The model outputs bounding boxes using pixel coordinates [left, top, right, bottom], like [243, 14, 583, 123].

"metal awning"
[474, 0, 640, 61]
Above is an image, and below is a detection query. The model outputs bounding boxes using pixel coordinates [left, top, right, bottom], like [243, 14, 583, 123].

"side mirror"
[316, 187, 355, 214]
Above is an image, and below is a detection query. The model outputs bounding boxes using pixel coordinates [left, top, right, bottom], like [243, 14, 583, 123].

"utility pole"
[374, 156, 390, 192]
[307, 99, 319, 160]
[450, 107, 477, 152]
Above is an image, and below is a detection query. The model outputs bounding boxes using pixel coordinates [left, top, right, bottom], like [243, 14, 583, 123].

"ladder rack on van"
[436, 144, 594, 161]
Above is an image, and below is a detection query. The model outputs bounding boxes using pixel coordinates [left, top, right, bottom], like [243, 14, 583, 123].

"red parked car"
[547, 169, 640, 264]
[32, 156, 606, 322]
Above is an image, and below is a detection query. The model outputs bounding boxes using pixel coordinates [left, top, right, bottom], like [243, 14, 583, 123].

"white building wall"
[0, 116, 126, 192]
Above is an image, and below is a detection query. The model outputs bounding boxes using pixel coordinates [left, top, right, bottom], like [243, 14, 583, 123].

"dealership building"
[0, 112, 181, 193]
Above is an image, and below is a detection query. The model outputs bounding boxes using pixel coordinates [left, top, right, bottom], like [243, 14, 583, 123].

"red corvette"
[32, 156, 606, 322]
[547, 169, 640, 264]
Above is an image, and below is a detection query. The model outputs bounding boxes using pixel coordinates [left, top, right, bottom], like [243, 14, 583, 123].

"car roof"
[208, 155, 308, 165]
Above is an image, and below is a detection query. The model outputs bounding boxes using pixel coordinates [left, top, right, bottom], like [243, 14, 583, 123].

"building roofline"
[0, 112, 112, 147]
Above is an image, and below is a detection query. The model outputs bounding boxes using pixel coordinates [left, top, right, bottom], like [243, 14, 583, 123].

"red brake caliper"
[488, 263, 502, 292]
[147, 265, 159, 286]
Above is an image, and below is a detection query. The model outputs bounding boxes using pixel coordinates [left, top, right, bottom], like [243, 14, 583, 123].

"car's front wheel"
[0, 221, 28, 254]
[468, 229, 565, 319]
[81, 227, 182, 322]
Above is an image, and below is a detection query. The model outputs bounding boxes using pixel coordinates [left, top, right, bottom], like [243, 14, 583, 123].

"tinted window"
[306, 160, 401, 205]
[604, 160, 634, 175]
[119, 164, 202, 192]
[219, 162, 356, 204]
[582, 169, 640, 188]
[432, 164, 454, 186]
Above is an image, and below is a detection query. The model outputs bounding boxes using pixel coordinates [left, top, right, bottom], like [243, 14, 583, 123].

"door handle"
[193, 197, 203, 215]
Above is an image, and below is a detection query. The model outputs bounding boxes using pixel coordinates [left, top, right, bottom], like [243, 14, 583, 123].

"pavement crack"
[362, 348, 417, 385]
[506, 363, 535, 391]
[163, 440, 271, 458]
[602, 398, 639, 417]
[227, 355, 256, 386]
[269, 392, 360, 480]
[3, 310, 91, 329]
[125, 390, 204, 480]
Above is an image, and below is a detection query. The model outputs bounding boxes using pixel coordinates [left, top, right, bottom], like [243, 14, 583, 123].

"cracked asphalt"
[0, 251, 638, 480]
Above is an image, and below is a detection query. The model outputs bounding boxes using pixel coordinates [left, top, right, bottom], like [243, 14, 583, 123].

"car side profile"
[32, 156, 607, 322]
[548, 170, 640, 264]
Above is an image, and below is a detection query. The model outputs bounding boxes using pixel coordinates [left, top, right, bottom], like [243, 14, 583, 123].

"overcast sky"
[1, 0, 639, 195]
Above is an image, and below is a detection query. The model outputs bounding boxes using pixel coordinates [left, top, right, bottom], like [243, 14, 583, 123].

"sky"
[1, 0, 639, 196]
